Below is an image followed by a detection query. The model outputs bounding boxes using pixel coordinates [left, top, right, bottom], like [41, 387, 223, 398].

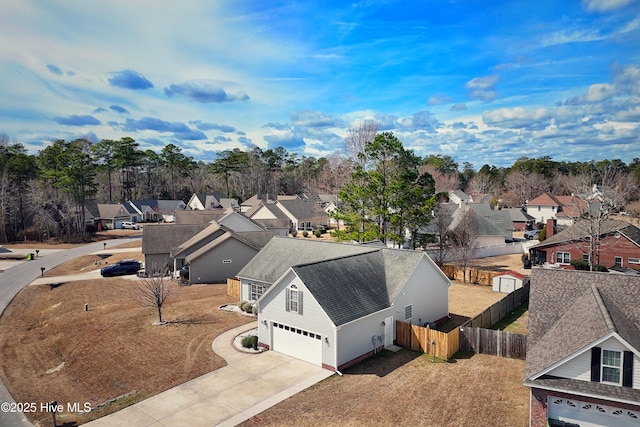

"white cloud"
[582, 0, 635, 12]
[465, 76, 500, 101]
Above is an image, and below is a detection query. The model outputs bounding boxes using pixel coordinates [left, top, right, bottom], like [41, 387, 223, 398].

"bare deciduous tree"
[344, 120, 379, 168]
[450, 206, 479, 283]
[134, 267, 172, 324]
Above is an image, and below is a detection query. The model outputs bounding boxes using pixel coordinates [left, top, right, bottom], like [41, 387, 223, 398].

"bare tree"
[450, 206, 479, 284]
[134, 266, 172, 324]
[344, 120, 379, 168]
[431, 200, 454, 266]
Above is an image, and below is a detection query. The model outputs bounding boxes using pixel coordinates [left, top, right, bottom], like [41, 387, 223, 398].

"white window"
[629, 257, 640, 264]
[556, 252, 570, 264]
[404, 304, 413, 321]
[250, 283, 265, 301]
[614, 257, 622, 267]
[583, 254, 590, 262]
[285, 285, 303, 314]
[602, 350, 622, 385]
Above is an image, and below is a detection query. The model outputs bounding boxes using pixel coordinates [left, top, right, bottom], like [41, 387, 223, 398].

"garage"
[271, 322, 323, 366]
[548, 397, 640, 427]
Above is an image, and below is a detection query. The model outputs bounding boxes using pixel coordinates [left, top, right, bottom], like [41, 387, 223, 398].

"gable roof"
[525, 268, 640, 381]
[185, 231, 275, 263]
[276, 199, 327, 222]
[174, 209, 229, 224]
[173, 222, 224, 258]
[504, 208, 535, 222]
[97, 203, 130, 219]
[142, 223, 208, 255]
[130, 199, 186, 214]
[467, 203, 513, 236]
[237, 237, 380, 284]
[531, 219, 640, 249]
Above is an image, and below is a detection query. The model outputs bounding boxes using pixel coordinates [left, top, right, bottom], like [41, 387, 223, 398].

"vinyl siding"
[189, 239, 259, 284]
[336, 312, 389, 367]
[548, 337, 639, 389]
[392, 258, 449, 326]
[259, 270, 335, 367]
[220, 214, 264, 232]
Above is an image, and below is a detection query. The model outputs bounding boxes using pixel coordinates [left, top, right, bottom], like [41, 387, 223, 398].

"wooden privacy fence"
[459, 327, 527, 359]
[396, 321, 459, 360]
[226, 278, 240, 299]
[462, 281, 530, 329]
[440, 264, 497, 286]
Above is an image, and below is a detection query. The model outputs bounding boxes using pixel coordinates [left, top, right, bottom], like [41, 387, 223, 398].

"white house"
[525, 269, 640, 427]
[237, 238, 451, 371]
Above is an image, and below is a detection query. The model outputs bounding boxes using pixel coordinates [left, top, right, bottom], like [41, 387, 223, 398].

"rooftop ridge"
[591, 284, 616, 333]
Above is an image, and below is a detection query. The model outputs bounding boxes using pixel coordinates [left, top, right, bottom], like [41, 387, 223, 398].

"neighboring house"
[504, 207, 536, 231]
[142, 223, 208, 270]
[83, 201, 135, 229]
[172, 221, 274, 284]
[525, 193, 590, 227]
[276, 199, 328, 231]
[174, 209, 229, 225]
[449, 189, 472, 206]
[187, 192, 239, 211]
[240, 193, 306, 213]
[237, 237, 451, 371]
[492, 271, 528, 293]
[529, 219, 640, 269]
[248, 202, 292, 231]
[524, 268, 640, 427]
[126, 200, 187, 223]
[419, 203, 512, 248]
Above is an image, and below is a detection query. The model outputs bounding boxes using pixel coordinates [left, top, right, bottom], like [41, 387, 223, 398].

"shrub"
[302, 231, 309, 238]
[238, 301, 250, 311]
[314, 229, 322, 238]
[252, 305, 258, 315]
[243, 303, 254, 313]
[570, 260, 590, 270]
[291, 230, 298, 237]
[241, 335, 258, 350]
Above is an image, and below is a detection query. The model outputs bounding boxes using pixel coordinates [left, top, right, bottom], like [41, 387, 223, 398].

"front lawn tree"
[135, 271, 172, 325]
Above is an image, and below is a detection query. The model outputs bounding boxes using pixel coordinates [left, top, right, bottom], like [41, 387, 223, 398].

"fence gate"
[459, 327, 527, 360]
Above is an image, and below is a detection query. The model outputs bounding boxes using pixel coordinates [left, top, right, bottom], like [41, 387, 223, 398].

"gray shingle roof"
[242, 238, 448, 326]
[504, 208, 535, 222]
[174, 209, 228, 224]
[277, 199, 327, 222]
[236, 237, 377, 283]
[185, 231, 275, 263]
[531, 219, 639, 249]
[142, 223, 208, 255]
[525, 268, 640, 381]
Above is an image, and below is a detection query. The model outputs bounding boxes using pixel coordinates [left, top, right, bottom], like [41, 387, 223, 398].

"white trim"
[524, 381, 640, 408]
[530, 332, 640, 380]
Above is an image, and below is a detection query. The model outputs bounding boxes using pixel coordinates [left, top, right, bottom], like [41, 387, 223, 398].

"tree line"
[1, 129, 639, 243]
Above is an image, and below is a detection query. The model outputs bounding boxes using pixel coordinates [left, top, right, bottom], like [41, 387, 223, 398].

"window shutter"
[623, 351, 633, 387]
[298, 292, 303, 315]
[285, 288, 290, 312]
[591, 347, 601, 382]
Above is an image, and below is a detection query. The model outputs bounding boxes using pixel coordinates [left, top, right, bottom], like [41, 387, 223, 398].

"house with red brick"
[529, 219, 640, 271]
[525, 268, 640, 427]
[525, 193, 590, 227]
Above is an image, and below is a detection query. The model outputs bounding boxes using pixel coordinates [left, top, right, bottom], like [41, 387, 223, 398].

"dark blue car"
[100, 260, 141, 277]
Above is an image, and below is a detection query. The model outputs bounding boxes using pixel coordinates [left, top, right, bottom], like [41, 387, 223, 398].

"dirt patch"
[238, 350, 529, 427]
[0, 280, 253, 426]
[44, 251, 144, 277]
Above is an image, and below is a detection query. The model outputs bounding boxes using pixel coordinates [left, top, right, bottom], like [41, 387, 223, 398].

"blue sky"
[1, 0, 639, 168]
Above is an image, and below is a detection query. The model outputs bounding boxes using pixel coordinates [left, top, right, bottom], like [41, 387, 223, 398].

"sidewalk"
[85, 322, 333, 426]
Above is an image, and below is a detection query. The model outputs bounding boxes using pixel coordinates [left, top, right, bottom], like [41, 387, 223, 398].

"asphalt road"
[0, 238, 138, 427]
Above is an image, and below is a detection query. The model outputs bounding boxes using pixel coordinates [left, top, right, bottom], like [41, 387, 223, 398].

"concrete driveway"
[84, 322, 334, 427]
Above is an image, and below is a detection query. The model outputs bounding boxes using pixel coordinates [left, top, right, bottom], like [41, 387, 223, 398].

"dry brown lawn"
[0, 280, 253, 426]
[44, 250, 143, 277]
[0, 247, 530, 426]
[238, 350, 529, 427]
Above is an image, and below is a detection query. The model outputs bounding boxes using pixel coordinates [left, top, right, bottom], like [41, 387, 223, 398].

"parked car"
[524, 229, 540, 240]
[100, 260, 141, 277]
[121, 221, 140, 230]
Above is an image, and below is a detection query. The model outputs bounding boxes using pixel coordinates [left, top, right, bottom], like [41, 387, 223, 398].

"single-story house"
[529, 219, 640, 269]
[492, 270, 528, 293]
[525, 268, 640, 427]
[237, 237, 451, 371]
[83, 200, 134, 230]
[142, 223, 209, 271]
[126, 199, 187, 223]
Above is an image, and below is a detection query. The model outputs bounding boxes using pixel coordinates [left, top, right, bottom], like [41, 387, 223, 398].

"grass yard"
[238, 349, 529, 427]
[0, 278, 253, 426]
[0, 247, 530, 426]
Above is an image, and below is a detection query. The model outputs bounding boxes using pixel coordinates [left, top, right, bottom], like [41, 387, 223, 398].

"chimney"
[546, 218, 556, 238]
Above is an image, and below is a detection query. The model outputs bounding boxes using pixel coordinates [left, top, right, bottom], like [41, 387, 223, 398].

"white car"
[524, 229, 540, 240]
[121, 221, 140, 230]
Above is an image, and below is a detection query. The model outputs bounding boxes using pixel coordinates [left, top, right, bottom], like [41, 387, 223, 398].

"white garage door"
[548, 396, 640, 427]
[272, 322, 323, 366]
